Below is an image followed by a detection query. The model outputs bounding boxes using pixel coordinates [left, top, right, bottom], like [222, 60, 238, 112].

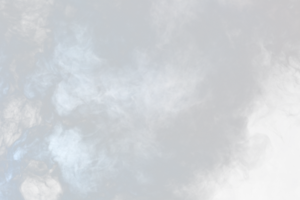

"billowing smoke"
[1, 0, 300, 200]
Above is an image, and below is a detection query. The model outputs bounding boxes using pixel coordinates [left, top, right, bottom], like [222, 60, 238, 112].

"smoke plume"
[0, 0, 300, 200]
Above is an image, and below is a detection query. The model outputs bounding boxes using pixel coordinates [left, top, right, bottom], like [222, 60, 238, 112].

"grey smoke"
[0, 0, 300, 200]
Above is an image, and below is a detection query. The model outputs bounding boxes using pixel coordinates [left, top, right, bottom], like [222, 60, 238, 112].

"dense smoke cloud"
[0, 0, 300, 200]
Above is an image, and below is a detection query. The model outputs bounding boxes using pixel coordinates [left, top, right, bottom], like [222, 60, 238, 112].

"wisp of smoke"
[3, 1, 294, 199]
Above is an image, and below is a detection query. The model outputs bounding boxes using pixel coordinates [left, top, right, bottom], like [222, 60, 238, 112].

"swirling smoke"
[0, 0, 300, 200]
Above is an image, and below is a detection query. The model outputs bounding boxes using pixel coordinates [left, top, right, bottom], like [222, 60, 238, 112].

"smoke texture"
[0, 0, 300, 200]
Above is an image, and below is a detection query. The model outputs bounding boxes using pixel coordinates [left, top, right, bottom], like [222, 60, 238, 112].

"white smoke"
[0, 0, 299, 200]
